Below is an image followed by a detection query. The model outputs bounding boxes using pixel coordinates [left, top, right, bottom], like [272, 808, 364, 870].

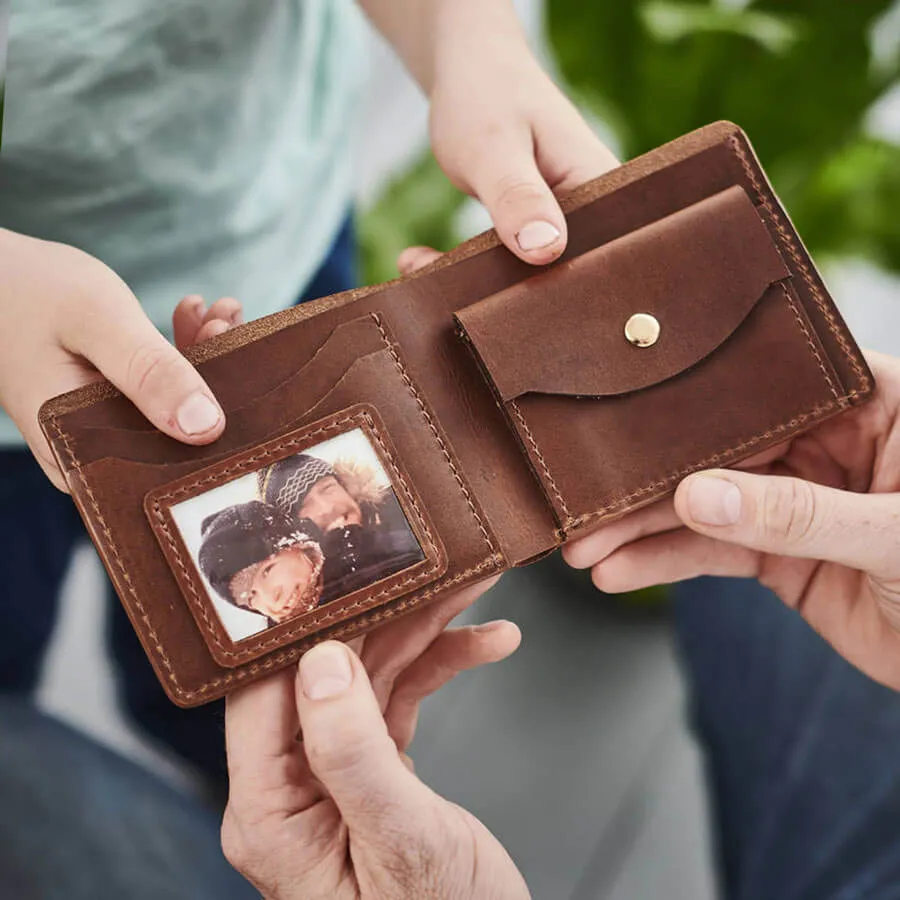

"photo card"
[165, 425, 428, 644]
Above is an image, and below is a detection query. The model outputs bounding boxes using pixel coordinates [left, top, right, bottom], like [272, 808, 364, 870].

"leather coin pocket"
[456, 185, 859, 535]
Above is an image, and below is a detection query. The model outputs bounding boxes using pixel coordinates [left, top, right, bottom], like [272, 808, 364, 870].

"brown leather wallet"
[39, 121, 874, 707]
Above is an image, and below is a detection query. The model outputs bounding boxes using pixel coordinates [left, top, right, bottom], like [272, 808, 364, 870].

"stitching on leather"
[59, 401, 502, 698]
[509, 399, 573, 520]
[371, 313, 496, 553]
[560, 397, 858, 532]
[147, 409, 445, 660]
[729, 136, 870, 393]
[780, 283, 841, 403]
[152, 555, 504, 701]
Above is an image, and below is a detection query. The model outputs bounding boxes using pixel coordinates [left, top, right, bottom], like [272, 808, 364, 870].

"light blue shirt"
[0, 0, 367, 445]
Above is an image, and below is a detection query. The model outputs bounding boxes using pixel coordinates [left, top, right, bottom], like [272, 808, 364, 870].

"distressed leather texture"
[39, 122, 874, 707]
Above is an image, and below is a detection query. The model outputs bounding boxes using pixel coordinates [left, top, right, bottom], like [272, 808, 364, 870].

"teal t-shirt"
[0, 0, 366, 445]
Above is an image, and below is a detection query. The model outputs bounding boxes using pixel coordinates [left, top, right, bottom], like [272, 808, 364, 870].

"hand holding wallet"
[40, 122, 874, 707]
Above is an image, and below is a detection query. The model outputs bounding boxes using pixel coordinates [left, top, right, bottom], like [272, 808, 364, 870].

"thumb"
[297, 641, 433, 833]
[675, 469, 900, 578]
[460, 130, 567, 265]
[63, 284, 225, 444]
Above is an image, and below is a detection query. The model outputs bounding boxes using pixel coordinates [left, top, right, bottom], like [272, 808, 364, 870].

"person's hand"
[0, 230, 226, 491]
[418, 3, 620, 268]
[222, 578, 530, 900]
[183, 297, 527, 896]
[172, 294, 244, 352]
[563, 350, 900, 690]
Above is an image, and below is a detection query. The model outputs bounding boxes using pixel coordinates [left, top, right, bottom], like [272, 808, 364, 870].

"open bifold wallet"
[40, 121, 874, 707]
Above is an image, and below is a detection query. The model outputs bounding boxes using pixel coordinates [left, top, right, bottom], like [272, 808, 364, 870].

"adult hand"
[0, 230, 226, 491]
[222, 579, 530, 900]
[563, 351, 900, 691]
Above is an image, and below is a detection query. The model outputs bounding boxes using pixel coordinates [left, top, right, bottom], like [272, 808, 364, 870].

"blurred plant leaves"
[358, 152, 467, 285]
[641, 2, 802, 54]
[547, 0, 900, 272]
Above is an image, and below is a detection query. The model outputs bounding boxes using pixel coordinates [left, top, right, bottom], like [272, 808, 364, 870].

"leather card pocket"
[48, 316, 389, 469]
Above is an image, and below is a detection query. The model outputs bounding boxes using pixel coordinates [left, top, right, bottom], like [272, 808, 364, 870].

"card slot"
[65, 316, 390, 468]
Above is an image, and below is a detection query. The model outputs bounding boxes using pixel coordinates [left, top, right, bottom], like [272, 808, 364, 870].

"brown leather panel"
[456, 185, 790, 401]
[56, 315, 504, 704]
[512, 280, 847, 528]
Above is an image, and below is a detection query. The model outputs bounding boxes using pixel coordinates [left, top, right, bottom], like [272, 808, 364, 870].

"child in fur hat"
[198, 500, 325, 628]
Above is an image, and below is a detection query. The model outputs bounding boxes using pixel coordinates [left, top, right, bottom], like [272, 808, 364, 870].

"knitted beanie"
[198, 500, 323, 606]
[257, 454, 336, 519]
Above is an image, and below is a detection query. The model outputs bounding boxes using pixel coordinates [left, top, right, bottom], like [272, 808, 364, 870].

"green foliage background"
[359, 0, 900, 282]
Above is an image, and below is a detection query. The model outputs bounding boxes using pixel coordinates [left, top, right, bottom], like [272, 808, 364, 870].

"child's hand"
[0, 230, 226, 492]
[172, 294, 244, 352]
[426, 4, 620, 266]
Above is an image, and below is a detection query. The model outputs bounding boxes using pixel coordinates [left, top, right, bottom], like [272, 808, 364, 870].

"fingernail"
[175, 392, 222, 436]
[474, 620, 509, 634]
[516, 221, 561, 253]
[688, 476, 742, 526]
[300, 643, 353, 701]
[230, 310, 243, 325]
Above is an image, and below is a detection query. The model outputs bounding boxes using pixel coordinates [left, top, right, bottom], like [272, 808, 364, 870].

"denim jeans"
[674, 577, 900, 900]
[0, 696, 258, 900]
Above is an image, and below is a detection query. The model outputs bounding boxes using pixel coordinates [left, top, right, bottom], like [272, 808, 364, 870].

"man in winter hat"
[198, 500, 325, 628]
[257, 451, 424, 600]
[258, 454, 362, 533]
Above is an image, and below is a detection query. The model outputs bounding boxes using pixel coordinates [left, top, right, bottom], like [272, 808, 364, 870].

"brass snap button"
[624, 313, 660, 348]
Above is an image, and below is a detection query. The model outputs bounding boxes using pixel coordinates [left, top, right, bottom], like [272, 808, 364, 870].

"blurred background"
[16, 1, 900, 899]
[0, 0, 6, 145]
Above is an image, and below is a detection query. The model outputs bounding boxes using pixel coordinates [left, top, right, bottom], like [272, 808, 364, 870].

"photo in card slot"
[169, 427, 426, 642]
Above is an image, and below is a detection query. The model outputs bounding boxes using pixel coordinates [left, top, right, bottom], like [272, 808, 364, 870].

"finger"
[297, 642, 432, 834]
[675, 470, 900, 580]
[172, 295, 206, 352]
[193, 318, 232, 345]
[62, 285, 225, 444]
[530, 112, 620, 195]
[461, 125, 567, 265]
[590, 527, 760, 594]
[361, 575, 502, 712]
[225, 666, 321, 818]
[384, 619, 521, 753]
[204, 296, 243, 327]
[397, 246, 443, 276]
[562, 498, 681, 569]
